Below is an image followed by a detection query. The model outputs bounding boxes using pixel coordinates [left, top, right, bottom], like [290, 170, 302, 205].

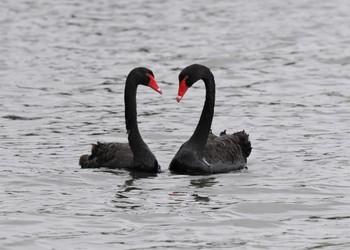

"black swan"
[169, 64, 252, 175]
[79, 67, 162, 173]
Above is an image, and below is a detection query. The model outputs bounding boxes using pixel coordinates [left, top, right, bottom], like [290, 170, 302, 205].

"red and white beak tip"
[156, 88, 163, 95]
[176, 95, 183, 102]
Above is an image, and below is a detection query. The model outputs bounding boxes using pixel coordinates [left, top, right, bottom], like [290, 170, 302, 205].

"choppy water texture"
[1, 0, 350, 249]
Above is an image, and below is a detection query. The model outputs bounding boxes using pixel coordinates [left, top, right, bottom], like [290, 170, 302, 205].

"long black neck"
[187, 73, 215, 156]
[124, 75, 154, 164]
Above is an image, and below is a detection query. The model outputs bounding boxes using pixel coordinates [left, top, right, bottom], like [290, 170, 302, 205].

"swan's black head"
[176, 64, 212, 102]
[128, 67, 162, 94]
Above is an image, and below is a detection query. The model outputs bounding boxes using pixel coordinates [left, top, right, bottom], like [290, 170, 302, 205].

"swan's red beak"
[176, 77, 189, 102]
[147, 73, 162, 94]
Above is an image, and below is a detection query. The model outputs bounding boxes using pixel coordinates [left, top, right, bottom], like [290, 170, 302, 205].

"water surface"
[1, 0, 350, 249]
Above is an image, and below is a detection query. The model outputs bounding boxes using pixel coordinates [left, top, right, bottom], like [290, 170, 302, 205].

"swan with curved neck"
[169, 64, 252, 175]
[79, 67, 162, 173]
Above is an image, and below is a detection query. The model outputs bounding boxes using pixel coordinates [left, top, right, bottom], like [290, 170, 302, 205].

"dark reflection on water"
[107, 170, 160, 209]
[1, 0, 350, 249]
[190, 176, 218, 188]
[192, 193, 210, 203]
[102, 169, 159, 180]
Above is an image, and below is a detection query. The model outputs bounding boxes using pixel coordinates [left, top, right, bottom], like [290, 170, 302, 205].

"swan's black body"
[79, 67, 161, 173]
[169, 64, 252, 175]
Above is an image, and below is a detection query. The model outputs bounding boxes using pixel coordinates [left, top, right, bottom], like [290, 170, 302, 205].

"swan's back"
[204, 130, 252, 168]
[79, 142, 133, 169]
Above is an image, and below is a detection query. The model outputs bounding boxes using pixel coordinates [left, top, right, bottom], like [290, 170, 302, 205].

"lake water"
[1, 0, 350, 249]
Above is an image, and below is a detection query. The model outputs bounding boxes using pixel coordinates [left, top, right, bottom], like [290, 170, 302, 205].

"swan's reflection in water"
[190, 177, 217, 203]
[192, 193, 210, 202]
[102, 169, 158, 209]
[190, 176, 218, 188]
[169, 176, 217, 203]
[100, 170, 217, 208]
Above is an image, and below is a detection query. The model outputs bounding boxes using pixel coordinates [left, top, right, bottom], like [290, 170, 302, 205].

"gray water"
[1, 0, 350, 249]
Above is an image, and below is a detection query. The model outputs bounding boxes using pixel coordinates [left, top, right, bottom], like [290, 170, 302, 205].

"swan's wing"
[207, 129, 228, 142]
[80, 142, 133, 169]
[204, 130, 252, 166]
